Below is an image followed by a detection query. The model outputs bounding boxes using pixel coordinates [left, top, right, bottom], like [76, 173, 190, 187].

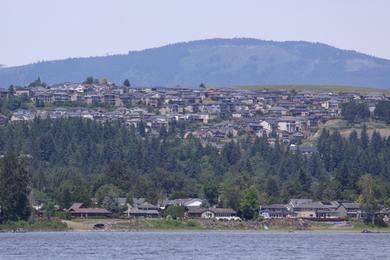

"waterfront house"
[260, 199, 351, 221]
[288, 199, 347, 220]
[68, 203, 111, 218]
[125, 208, 160, 218]
[341, 202, 362, 219]
[260, 204, 289, 219]
[125, 198, 161, 218]
[186, 207, 238, 220]
[132, 198, 160, 211]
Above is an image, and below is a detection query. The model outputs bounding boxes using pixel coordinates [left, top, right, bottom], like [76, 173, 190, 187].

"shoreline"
[2, 218, 389, 234]
[2, 229, 390, 234]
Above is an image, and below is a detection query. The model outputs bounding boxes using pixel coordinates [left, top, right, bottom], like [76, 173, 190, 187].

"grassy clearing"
[0, 220, 68, 232]
[22, 218, 390, 233]
[144, 219, 202, 230]
[306, 221, 390, 233]
[305, 119, 390, 145]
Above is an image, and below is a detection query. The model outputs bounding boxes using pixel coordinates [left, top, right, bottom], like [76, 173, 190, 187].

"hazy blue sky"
[1, 0, 389, 67]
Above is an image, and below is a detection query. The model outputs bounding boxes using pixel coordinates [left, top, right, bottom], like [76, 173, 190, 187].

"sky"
[1, 0, 390, 67]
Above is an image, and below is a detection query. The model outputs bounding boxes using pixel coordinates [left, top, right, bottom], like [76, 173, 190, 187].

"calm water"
[0, 231, 389, 259]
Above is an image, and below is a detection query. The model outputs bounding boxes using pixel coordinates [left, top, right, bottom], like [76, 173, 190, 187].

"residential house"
[260, 204, 289, 219]
[125, 198, 160, 218]
[68, 203, 111, 218]
[288, 199, 347, 220]
[186, 207, 238, 220]
[269, 106, 289, 116]
[0, 89, 8, 98]
[52, 92, 70, 103]
[15, 87, 31, 96]
[34, 92, 52, 103]
[341, 202, 362, 219]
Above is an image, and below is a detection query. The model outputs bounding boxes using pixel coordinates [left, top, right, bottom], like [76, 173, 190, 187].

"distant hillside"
[1, 38, 390, 88]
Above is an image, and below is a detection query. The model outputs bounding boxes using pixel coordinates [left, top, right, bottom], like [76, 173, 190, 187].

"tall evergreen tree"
[0, 154, 31, 222]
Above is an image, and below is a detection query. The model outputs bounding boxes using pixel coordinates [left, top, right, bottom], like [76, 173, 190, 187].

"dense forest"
[0, 117, 389, 222]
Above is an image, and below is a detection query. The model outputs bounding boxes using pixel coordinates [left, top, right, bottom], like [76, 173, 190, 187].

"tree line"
[0, 118, 389, 221]
[342, 100, 390, 124]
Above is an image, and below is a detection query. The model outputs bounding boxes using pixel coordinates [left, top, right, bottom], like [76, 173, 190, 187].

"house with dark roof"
[269, 106, 289, 116]
[288, 199, 347, 220]
[125, 198, 161, 218]
[68, 203, 111, 218]
[260, 204, 289, 219]
[341, 202, 362, 219]
[260, 199, 355, 221]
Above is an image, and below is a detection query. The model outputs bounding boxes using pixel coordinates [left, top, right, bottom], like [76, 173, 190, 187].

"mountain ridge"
[1, 38, 390, 88]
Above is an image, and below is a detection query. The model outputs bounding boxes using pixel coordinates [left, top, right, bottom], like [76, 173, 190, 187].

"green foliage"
[0, 94, 33, 115]
[0, 220, 68, 231]
[358, 175, 380, 212]
[95, 184, 121, 205]
[56, 179, 91, 209]
[28, 77, 46, 87]
[0, 154, 31, 223]
[203, 183, 219, 206]
[123, 79, 130, 87]
[0, 118, 390, 214]
[83, 76, 94, 84]
[8, 85, 15, 96]
[100, 78, 108, 85]
[145, 219, 201, 229]
[239, 185, 259, 220]
[102, 195, 123, 214]
[43, 201, 56, 221]
[341, 101, 370, 124]
[53, 211, 72, 220]
[163, 206, 185, 219]
[374, 101, 390, 124]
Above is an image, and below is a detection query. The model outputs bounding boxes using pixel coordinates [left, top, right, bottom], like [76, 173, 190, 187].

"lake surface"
[0, 231, 389, 259]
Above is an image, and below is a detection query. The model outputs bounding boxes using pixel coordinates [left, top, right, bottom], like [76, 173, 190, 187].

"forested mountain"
[0, 118, 389, 214]
[1, 38, 390, 88]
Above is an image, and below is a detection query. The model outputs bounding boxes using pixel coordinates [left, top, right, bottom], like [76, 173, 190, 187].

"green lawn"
[0, 220, 68, 232]
[144, 219, 202, 230]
